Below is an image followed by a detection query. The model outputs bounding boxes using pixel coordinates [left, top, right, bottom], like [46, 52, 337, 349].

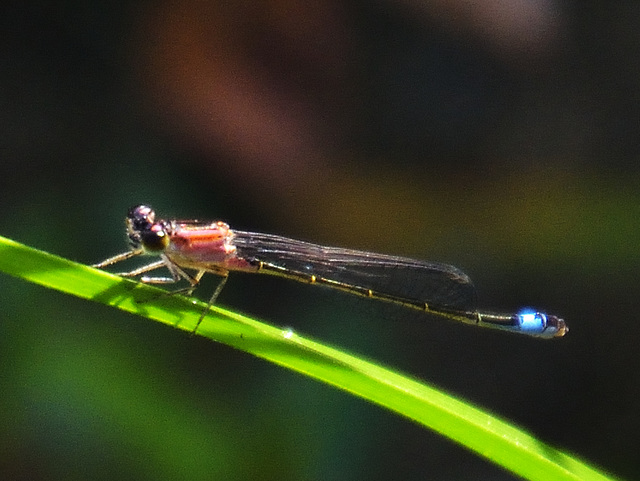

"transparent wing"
[232, 231, 476, 310]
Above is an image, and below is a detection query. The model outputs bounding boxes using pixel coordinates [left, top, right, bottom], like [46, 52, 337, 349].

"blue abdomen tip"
[517, 309, 547, 333]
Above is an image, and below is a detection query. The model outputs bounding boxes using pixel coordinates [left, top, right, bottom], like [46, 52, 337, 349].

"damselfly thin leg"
[135, 264, 229, 333]
[95, 250, 229, 331]
[193, 274, 228, 332]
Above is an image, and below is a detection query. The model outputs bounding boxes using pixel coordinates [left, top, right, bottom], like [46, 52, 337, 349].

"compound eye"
[140, 223, 169, 251]
[127, 205, 156, 231]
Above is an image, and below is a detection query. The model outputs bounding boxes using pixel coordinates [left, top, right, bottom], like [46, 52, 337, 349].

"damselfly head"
[126, 205, 169, 253]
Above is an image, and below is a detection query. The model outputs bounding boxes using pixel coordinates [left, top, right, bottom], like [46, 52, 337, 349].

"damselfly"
[93, 205, 567, 338]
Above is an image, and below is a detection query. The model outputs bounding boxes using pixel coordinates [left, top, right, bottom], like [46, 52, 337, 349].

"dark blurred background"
[1, 1, 638, 480]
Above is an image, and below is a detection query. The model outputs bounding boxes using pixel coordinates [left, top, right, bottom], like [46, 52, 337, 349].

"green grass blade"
[0, 235, 619, 481]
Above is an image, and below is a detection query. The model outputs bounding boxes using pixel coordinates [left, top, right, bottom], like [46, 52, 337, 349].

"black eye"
[127, 204, 155, 231]
[140, 224, 169, 251]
